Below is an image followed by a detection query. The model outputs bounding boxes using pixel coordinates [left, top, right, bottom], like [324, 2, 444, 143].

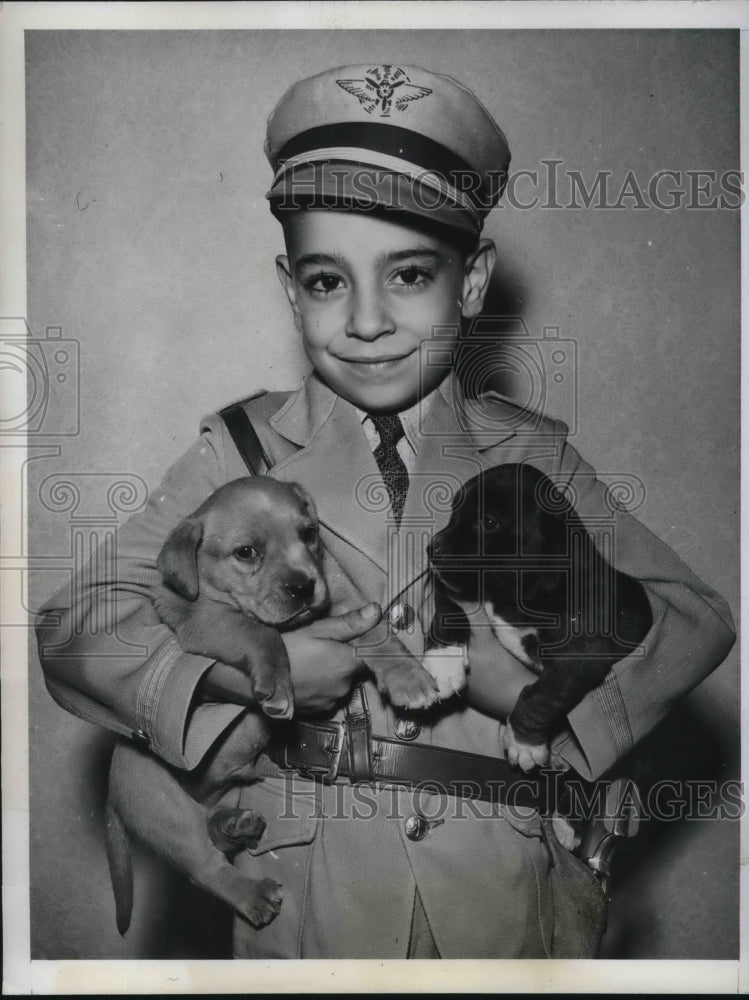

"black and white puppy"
[424, 463, 653, 772]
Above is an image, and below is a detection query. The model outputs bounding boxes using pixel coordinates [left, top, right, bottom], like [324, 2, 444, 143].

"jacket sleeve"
[542, 422, 736, 780]
[35, 413, 246, 769]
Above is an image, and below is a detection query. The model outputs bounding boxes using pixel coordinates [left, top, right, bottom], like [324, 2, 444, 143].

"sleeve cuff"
[136, 636, 244, 768]
[560, 673, 632, 780]
[556, 585, 668, 781]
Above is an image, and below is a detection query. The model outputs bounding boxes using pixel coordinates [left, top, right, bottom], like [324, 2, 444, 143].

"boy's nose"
[346, 289, 395, 340]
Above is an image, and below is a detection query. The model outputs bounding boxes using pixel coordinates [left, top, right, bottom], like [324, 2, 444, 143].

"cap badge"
[336, 65, 432, 118]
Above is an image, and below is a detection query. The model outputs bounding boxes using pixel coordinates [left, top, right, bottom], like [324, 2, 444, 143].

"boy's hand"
[283, 603, 382, 714]
[197, 603, 382, 713]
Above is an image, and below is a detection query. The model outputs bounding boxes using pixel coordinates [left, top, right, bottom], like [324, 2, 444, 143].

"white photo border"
[2, 1, 746, 994]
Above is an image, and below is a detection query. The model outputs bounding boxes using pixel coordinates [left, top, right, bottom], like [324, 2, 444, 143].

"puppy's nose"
[284, 574, 316, 605]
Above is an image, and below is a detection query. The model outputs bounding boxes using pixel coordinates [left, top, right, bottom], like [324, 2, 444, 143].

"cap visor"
[267, 162, 480, 235]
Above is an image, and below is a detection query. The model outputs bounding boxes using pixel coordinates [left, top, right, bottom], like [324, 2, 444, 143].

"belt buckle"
[295, 721, 345, 784]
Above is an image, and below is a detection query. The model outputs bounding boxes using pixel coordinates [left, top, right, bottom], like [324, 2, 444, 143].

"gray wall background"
[26, 30, 739, 959]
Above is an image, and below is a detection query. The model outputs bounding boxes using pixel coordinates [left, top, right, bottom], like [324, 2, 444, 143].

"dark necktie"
[369, 412, 409, 525]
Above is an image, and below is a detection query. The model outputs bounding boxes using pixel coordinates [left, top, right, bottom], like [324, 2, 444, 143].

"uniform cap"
[265, 64, 511, 235]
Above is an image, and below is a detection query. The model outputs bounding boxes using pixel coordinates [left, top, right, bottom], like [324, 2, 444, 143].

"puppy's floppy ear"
[525, 468, 576, 544]
[290, 482, 319, 521]
[157, 517, 203, 601]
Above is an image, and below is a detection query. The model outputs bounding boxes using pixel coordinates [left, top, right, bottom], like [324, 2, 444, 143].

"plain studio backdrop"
[25, 30, 738, 959]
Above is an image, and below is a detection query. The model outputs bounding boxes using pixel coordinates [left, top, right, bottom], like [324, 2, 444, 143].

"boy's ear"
[460, 239, 496, 319]
[276, 255, 303, 332]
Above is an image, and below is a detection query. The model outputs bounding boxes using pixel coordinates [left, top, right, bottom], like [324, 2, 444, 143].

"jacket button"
[405, 815, 429, 841]
[131, 729, 150, 749]
[405, 815, 444, 841]
[389, 603, 415, 631]
[395, 717, 421, 741]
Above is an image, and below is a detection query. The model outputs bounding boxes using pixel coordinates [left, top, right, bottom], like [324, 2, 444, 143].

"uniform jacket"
[37, 371, 736, 958]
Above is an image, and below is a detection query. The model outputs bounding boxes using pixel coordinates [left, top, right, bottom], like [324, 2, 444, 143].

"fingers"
[307, 602, 382, 642]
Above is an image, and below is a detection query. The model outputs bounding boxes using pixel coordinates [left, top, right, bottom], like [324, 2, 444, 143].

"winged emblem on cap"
[336, 65, 432, 118]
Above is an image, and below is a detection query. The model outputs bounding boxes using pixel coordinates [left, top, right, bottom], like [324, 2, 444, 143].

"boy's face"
[276, 210, 496, 413]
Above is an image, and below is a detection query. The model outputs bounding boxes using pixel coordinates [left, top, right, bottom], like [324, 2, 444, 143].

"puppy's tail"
[105, 802, 134, 936]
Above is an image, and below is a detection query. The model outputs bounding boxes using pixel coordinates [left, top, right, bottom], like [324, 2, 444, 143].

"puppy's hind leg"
[108, 742, 282, 929]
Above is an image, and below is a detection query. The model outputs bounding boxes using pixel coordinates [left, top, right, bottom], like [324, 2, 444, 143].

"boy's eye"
[391, 266, 432, 288]
[302, 272, 344, 295]
[234, 545, 260, 561]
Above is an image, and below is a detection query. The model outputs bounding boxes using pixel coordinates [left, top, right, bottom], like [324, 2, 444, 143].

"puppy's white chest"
[483, 603, 538, 666]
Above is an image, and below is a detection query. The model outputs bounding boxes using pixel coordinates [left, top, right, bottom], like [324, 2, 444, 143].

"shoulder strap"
[219, 400, 273, 475]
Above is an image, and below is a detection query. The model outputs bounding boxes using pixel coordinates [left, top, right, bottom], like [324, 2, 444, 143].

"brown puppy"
[154, 476, 330, 719]
[106, 476, 437, 936]
[106, 477, 329, 935]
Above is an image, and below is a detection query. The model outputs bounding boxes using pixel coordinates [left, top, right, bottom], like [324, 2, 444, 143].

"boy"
[37, 64, 735, 959]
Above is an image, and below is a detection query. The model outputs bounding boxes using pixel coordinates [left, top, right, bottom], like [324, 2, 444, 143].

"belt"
[264, 689, 572, 814]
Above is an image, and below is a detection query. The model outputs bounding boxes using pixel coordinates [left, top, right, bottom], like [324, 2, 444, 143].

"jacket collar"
[269, 370, 519, 450]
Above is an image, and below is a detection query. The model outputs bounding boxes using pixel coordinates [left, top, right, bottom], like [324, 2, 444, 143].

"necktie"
[368, 412, 409, 525]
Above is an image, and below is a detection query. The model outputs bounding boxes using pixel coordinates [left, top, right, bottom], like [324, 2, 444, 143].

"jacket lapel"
[268, 374, 390, 573]
[388, 376, 517, 604]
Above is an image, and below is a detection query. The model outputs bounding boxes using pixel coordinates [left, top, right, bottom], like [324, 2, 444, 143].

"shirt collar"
[355, 379, 445, 451]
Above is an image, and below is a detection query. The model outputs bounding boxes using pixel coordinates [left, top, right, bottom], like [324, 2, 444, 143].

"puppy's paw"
[552, 813, 580, 852]
[208, 808, 266, 854]
[376, 659, 439, 711]
[421, 646, 468, 701]
[500, 721, 550, 772]
[243, 877, 283, 928]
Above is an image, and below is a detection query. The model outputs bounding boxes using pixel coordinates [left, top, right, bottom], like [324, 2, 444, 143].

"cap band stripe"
[275, 121, 493, 209]
[270, 148, 482, 227]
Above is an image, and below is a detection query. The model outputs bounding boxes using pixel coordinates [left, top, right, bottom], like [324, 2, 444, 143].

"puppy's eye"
[234, 545, 259, 561]
[301, 523, 318, 545]
[481, 515, 500, 532]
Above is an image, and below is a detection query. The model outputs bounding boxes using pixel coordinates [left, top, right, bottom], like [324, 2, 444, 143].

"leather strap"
[345, 685, 374, 782]
[220, 398, 380, 787]
[220, 400, 272, 476]
[265, 719, 570, 812]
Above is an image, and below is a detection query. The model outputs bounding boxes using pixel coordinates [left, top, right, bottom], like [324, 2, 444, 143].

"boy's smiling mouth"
[335, 350, 416, 372]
